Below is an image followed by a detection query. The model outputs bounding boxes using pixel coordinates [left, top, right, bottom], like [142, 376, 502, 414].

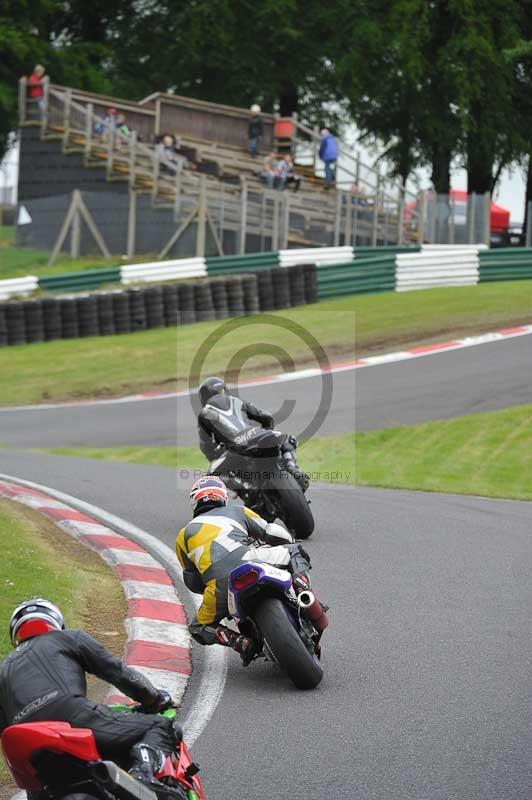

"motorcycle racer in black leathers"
[197, 376, 308, 490]
[0, 599, 179, 787]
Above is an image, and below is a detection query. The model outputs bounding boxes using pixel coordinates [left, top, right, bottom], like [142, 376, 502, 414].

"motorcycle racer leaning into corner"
[197, 376, 309, 491]
[176, 475, 324, 660]
[0, 599, 179, 789]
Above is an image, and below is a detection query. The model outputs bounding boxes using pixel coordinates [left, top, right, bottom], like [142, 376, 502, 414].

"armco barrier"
[0, 275, 39, 300]
[206, 252, 279, 275]
[121, 257, 206, 284]
[279, 246, 354, 267]
[39, 267, 121, 293]
[318, 256, 396, 299]
[395, 249, 479, 292]
[479, 248, 532, 282]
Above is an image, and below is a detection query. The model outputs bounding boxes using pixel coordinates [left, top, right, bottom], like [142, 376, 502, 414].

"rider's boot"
[129, 743, 165, 786]
[215, 625, 257, 666]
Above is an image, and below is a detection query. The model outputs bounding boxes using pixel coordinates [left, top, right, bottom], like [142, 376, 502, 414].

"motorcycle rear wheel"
[254, 597, 323, 690]
[271, 471, 314, 539]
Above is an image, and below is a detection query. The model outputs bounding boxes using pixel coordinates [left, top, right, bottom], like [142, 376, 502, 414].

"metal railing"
[18, 79, 423, 256]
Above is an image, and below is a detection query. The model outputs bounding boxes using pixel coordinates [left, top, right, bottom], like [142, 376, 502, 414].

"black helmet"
[9, 598, 64, 647]
[199, 376, 227, 406]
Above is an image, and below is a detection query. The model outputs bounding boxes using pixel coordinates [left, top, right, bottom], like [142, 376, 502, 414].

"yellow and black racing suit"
[176, 503, 310, 645]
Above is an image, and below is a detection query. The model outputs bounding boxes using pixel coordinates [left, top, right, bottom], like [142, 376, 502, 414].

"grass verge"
[0, 225, 122, 279]
[1, 280, 532, 405]
[46, 403, 532, 502]
[0, 499, 126, 792]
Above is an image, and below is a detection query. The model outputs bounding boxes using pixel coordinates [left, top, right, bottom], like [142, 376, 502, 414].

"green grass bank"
[47, 402, 532, 503]
[1, 280, 531, 405]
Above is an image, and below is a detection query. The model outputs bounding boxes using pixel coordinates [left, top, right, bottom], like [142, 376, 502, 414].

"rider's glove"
[143, 689, 173, 714]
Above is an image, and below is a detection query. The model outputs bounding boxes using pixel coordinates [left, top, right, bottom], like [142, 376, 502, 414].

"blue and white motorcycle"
[227, 561, 328, 690]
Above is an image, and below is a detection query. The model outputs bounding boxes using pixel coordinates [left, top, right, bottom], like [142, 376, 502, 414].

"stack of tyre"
[0, 263, 318, 347]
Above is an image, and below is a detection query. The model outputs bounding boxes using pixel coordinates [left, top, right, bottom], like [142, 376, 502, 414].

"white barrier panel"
[395, 250, 479, 292]
[121, 258, 207, 285]
[421, 244, 488, 251]
[279, 246, 354, 268]
[0, 275, 39, 300]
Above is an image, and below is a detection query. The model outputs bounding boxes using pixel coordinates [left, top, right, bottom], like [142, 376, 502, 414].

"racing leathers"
[0, 629, 178, 766]
[198, 391, 307, 488]
[176, 503, 311, 647]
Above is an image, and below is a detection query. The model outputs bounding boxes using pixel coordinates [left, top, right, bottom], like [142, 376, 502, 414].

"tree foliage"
[1, 0, 532, 206]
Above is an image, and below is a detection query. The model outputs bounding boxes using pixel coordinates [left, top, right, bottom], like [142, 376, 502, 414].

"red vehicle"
[1, 706, 205, 800]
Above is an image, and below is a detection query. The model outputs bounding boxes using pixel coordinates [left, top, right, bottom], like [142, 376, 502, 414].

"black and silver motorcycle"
[209, 427, 314, 539]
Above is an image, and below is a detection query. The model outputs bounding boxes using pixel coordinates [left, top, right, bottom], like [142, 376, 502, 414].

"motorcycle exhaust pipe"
[297, 590, 329, 634]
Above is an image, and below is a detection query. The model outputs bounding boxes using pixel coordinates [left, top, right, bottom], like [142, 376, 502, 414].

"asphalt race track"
[2, 332, 532, 798]
[1, 334, 531, 449]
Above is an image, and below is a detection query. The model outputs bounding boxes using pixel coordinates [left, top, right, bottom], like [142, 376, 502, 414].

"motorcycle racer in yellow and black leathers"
[176, 476, 313, 660]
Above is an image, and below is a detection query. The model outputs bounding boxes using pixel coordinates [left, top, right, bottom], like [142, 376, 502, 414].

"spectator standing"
[26, 65, 46, 116]
[319, 128, 338, 189]
[277, 153, 302, 192]
[248, 104, 263, 157]
[116, 113, 130, 137]
[157, 133, 186, 175]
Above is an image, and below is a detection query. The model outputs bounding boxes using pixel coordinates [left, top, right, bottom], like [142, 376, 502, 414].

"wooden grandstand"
[17, 78, 422, 256]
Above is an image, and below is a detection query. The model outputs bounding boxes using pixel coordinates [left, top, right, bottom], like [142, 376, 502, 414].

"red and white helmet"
[190, 476, 228, 512]
[9, 598, 64, 647]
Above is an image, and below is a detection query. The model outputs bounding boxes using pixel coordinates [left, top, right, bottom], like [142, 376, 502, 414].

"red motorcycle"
[1, 705, 205, 800]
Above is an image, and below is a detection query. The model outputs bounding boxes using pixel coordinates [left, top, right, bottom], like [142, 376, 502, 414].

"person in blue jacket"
[319, 128, 338, 189]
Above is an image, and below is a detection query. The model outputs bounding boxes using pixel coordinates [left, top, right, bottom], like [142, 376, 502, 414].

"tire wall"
[0, 263, 317, 347]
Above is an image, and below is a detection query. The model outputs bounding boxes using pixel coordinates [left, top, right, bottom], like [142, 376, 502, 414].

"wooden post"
[281, 192, 290, 249]
[417, 190, 426, 245]
[449, 192, 455, 244]
[333, 191, 343, 246]
[107, 121, 115, 180]
[18, 78, 27, 125]
[127, 189, 137, 258]
[41, 76, 50, 136]
[345, 191, 353, 246]
[129, 130, 137, 187]
[483, 191, 491, 245]
[62, 89, 72, 152]
[467, 193, 476, 244]
[196, 175, 207, 257]
[396, 179, 405, 245]
[259, 192, 266, 251]
[70, 194, 81, 258]
[272, 194, 280, 250]
[84, 103, 93, 165]
[371, 168, 381, 246]
[239, 176, 248, 254]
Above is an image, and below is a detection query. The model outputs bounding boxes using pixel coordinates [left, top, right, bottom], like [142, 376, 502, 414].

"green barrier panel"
[206, 252, 280, 275]
[39, 267, 121, 293]
[317, 258, 396, 299]
[480, 247, 532, 257]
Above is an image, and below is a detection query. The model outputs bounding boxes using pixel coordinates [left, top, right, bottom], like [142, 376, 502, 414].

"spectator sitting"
[26, 65, 46, 117]
[258, 151, 279, 188]
[94, 107, 117, 138]
[157, 133, 186, 175]
[277, 153, 301, 192]
[319, 128, 338, 189]
[248, 104, 263, 157]
[116, 113, 130, 137]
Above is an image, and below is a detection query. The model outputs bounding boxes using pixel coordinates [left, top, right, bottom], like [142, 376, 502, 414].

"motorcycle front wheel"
[254, 597, 323, 690]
